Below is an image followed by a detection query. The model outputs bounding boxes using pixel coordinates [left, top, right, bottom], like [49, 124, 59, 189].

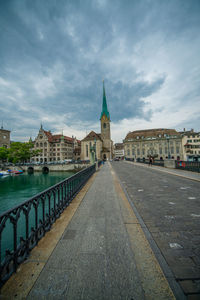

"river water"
[0, 171, 73, 214]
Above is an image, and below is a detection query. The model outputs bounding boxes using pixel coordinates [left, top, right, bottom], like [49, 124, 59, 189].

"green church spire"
[100, 80, 110, 120]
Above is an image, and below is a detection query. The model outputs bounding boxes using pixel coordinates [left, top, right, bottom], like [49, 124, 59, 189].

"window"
[3, 135, 7, 139]
[171, 147, 174, 153]
[142, 149, 145, 155]
[137, 149, 140, 155]
[159, 148, 162, 154]
[127, 149, 130, 156]
[103, 123, 106, 128]
[132, 149, 135, 155]
[176, 147, 179, 154]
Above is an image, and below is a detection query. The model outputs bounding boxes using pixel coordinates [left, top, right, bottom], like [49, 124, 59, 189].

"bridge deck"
[3, 162, 197, 299]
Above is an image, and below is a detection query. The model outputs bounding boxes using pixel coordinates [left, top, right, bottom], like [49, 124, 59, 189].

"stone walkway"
[1, 162, 176, 300]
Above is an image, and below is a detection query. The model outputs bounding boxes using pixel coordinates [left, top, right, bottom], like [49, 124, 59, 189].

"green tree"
[7, 142, 41, 163]
[0, 147, 9, 162]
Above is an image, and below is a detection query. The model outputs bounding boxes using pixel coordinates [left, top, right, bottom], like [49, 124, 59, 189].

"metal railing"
[0, 164, 96, 287]
[175, 161, 200, 173]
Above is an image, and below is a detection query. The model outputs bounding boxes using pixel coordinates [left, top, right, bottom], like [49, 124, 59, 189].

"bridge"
[1, 161, 200, 299]
[13, 163, 91, 173]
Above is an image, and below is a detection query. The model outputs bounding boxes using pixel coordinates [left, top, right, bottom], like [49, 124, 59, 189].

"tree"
[0, 147, 9, 162]
[7, 142, 41, 163]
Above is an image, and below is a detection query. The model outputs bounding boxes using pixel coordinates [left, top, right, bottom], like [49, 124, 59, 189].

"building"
[114, 143, 124, 159]
[81, 81, 113, 162]
[123, 128, 183, 161]
[180, 129, 200, 161]
[32, 125, 81, 163]
[0, 125, 10, 148]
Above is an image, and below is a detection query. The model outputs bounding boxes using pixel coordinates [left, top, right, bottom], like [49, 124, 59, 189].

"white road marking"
[191, 214, 200, 217]
[188, 197, 196, 200]
[169, 243, 183, 249]
[165, 215, 175, 219]
[169, 202, 175, 205]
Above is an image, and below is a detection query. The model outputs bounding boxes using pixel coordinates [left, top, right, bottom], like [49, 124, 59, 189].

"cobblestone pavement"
[111, 161, 200, 300]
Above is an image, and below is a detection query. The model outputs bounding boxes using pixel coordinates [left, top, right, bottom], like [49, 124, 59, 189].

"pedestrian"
[149, 156, 153, 166]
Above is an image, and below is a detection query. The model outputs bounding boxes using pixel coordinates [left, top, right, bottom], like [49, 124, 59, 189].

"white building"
[180, 129, 200, 161]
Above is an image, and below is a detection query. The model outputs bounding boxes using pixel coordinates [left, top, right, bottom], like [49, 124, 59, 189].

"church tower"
[100, 81, 111, 160]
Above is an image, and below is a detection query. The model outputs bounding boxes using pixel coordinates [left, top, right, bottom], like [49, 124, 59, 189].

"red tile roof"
[43, 131, 78, 144]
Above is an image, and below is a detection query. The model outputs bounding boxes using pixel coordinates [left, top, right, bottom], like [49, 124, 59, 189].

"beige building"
[0, 126, 10, 148]
[81, 82, 113, 162]
[32, 125, 81, 163]
[123, 128, 183, 161]
[180, 129, 200, 161]
[114, 143, 124, 159]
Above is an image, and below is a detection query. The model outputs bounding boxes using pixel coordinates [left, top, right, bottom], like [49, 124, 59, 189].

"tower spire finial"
[100, 80, 110, 120]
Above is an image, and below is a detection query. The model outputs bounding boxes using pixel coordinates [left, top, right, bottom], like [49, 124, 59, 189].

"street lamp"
[94, 138, 97, 162]
[167, 136, 171, 159]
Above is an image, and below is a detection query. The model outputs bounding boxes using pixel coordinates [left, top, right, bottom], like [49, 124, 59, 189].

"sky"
[0, 0, 200, 143]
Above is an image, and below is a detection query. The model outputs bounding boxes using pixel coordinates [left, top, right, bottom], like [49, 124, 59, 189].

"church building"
[81, 82, 113, 162]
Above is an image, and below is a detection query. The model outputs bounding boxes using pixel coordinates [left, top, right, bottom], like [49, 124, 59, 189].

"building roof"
[114, 143, 124, 150]
[43, 131, 79, 143]
[82, 131, 102, 142]
[100, 81, 110, 120]
[125, 128, 181, 140]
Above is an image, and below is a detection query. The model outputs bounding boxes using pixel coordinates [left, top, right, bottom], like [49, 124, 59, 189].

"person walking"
[149, 156, 153, 166]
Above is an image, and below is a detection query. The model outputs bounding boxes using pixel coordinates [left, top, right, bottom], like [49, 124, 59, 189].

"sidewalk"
[126, 161, 200, 182]
[1, 163, 176, 300]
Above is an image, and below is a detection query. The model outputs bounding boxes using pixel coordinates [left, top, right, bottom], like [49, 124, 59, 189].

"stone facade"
[123, 128, 183, 161]
[81, 131, 103, 162]
[0, 127, 10, 148]
[180, 129, 200, 161]
[32, 126, 81, 163]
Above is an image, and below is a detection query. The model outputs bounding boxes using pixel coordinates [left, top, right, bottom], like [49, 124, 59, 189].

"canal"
[0, 171, 74, 214]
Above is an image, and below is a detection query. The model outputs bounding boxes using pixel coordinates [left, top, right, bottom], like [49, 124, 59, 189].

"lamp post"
[167, 136, 171, 159]
[94, 138, 97, 162]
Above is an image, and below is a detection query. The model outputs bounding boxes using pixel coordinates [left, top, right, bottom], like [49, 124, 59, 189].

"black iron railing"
[175, 161, 200, 173]
[0, 164, 96, 287]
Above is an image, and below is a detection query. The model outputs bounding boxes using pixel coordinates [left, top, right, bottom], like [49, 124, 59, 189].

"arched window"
[103, 123, 106, 128]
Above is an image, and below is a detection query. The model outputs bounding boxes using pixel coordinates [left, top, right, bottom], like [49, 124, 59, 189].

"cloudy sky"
[0, 0, 200, 143]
